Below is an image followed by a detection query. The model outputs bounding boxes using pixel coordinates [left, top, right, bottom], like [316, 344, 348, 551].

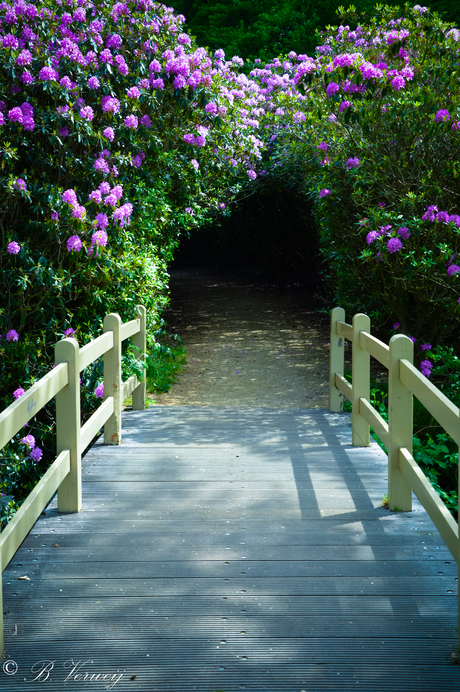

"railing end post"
[329, 307, 346, 412]
[55, 337, 82, 513]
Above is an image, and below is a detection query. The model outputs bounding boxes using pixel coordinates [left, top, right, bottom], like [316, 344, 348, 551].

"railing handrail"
[0, 305, 147, 654]
[329, 307, 459, 646]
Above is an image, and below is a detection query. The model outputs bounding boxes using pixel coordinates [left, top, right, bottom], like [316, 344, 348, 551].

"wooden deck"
[2, 406, 459, 691]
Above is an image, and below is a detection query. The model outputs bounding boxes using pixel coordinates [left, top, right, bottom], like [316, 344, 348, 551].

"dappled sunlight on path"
[153, 268, 331, 407]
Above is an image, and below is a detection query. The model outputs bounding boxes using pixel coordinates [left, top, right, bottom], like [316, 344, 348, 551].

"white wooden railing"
[0, 305, 147, 654]
[329, 307, 459, 644]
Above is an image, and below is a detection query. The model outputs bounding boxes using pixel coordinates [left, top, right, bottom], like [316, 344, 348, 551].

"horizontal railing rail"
[329, 307, 459, 645]
[0, 305, 147, 654]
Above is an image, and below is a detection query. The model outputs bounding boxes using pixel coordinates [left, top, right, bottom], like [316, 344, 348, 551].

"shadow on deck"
[1, 406, 459, 691]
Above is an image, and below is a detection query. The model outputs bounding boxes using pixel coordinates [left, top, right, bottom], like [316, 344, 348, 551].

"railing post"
[329, 307, 345, 412]
[388, 334, 413, 511]
[351, 313, 371, 447]
[103, 313, 122, 445]
[132, 305, 147, 410]
[55, 338, 81, 512]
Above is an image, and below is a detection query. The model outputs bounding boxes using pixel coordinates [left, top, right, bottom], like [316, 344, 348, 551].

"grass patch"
[146, 324, 187, 395]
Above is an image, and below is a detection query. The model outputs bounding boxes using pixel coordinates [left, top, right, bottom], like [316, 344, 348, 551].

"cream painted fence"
[329, 307, 459, 643]
[0, 305, 147, 654]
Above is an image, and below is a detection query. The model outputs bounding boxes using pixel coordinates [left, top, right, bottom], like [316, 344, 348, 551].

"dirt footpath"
[151, 268, 332, 408]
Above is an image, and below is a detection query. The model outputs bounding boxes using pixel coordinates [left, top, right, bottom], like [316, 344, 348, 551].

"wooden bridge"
[2, 404, 459, 691]
[0, 306, 459, 690]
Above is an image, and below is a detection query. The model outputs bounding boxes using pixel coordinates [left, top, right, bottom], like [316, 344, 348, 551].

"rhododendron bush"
[0, 0, 267, 521]
[254, 3, 460, 348]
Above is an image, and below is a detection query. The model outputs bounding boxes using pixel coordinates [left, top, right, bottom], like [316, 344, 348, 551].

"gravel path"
[151, 268, 331, 408]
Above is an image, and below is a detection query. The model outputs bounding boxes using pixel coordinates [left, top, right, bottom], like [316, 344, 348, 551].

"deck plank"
[1, 406, 459, 691]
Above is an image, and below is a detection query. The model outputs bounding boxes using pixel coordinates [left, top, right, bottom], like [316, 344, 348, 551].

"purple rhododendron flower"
[393, 323, 400, 329]
[99, 182, 111, 195]
[293, 111, 306, 123]
[247, 169, 257, 180]
[397, 226, 410, 239]
[7, 241, 20, 254]
[391, 75, 405, 90]
[422, 205, 438, 221]
[59, 126, 70, 137]
[14, 178, 27, 191]
[127, 86, 140, 99]
[80, 106, 94, 121]
[95, 383, 104, 399]
[319, 188, 331, 198]
[366, 231, 379, 245]
[88, 76, 100, 89]
[13, 387, 25, 399]
[21, 70, 35, 85]
[103, 127, 115, 141]
[112, 185, 123, 200]
[140, 115, 151, 127]
[447, 264, 460, 276]
[94, 158, 110, 173]
[89, 190, 103, 204]
[62, 189, 78, 206]
[124, 114, 138, 129]
[8, 107, 23, 123]
[339, 100, 352, 111]
[92, 230, 108, 247]
[64, 328, 75, 337]
[421, 343, 432, 351]
[346, 157, 359, 169]
[436, 211, 450, 223]
[317, 142, 328, 152]
[39, 66, 58, 81]
[21, 434, 35, 448]
[67, 235, 83, 252]
[60, 76, 72, 89]
[420, 360, 433, 377]
[16, 49, 32, 67]
[104, 193, 118, 206]
[72, 205, 86, 220]
[6, 329, 19, 341]
[435, 109, 450, 123]
[30, 447, 43, 462]
[326, 82, 340, 97]
[434, 108, 450, 123]
[95, 213, 109, 230]
[51, 212, 59, 221]
[101, 96, 120, 114]
[387, 238, 403, 253]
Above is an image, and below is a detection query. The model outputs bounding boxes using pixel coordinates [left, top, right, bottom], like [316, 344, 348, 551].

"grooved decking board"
[1, 406, 459, 692]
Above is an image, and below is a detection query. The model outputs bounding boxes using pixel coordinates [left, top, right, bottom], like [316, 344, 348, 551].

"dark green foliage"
[172, 1, 460, 62]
